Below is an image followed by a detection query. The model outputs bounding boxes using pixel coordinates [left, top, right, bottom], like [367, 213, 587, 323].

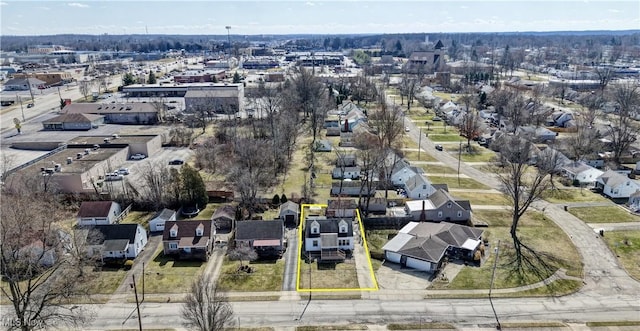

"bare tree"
[566, 117, 602, 162]
[458, 110, 483, 152]
[136, 160, 175, 210]
[182, 272, 235, 331]
[605, 82, 639, 165]
[1, 193, 94, 330]
[368, 95, 405, 197]
[577, 92, 604, 127]
[494, 135, 556, 277]
[78, 79, 94, 101]
[227, 245, 258, 267]
[283, 67, 329, 146]
[228, 137, 274, 219]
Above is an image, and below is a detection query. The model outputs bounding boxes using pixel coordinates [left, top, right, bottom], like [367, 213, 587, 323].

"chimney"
[420, 200, 426, 222]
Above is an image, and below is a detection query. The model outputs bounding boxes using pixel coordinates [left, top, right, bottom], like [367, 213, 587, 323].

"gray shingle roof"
[235, 220, 283, 241]
[86, 224, 140, 245]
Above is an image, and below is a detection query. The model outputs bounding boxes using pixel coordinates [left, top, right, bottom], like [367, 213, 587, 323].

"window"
[447, 203, 451, 209]
[312, 240, 318, 247]
[438, 211, 443, 218]
[169, 243, 178, 249]
[457, 211, 462, 217]
[170, 229, 177, 237]
[423, 185, 427, 189]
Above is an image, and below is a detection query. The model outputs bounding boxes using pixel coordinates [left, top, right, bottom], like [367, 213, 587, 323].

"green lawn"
[603, 230, 640, 281]
[568, 206, 640, 223]
[217, 258, 284, 291]
[427, 134, 465, 142]
[543, 189, 610, 203]
[433, 209, 583, 290]
[421, 164, 456, 175]
[449, 191, 507, 205]
[137, 245, 207, 293]
[121, 211, 154, 228]
[81, 266, 129, 295]
[428, 176, 490, 190]
[401, 150, 437, 162]
[298, 260, 359, 290]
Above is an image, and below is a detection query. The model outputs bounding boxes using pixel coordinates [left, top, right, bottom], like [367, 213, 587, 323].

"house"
[279, 201, 300, 227]
[405, 189, 472, 223]
[516, 126, 557, 143]
[84, 224, 148, 260]
[304, 217, 354, 262]
[390, 161, 425, 187]
[330, 181, 375, 197]
[77, 201, 122, 226]
[2, 77, 46, 91]
[549, 111, 574, 128]
[148, 209, 176, 232]
[336, 154, 357, 167]
[332, 166, 361, 180]
[361, 197, 387, 215]
[596, 170, 640, 199]
[561, 162, 604, 187]
[326, 199, 358, 218]
[403, 173, 436, 199]
[314, 140, 332, 152]
[42, 113, 105, 131]
[382, 222, 484, 272]
[163, 220, 215, 261]
[636, 161, 640, 174]
[211, 205, 236, 229]
[235, 220, 285, 257]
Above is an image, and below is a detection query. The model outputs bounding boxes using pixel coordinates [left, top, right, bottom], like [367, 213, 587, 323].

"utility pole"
[457, 141, 462, 186]
[418, 127, 422, 160]
[142, 262, 145, 302]
[131, 274, 142, 331]
[17, 94, 25, 122]
[489, 240, 501, 330]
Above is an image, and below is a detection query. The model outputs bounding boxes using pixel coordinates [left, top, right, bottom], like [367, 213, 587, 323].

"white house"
[85, 224, 148, 260]
[596, 170, 640, 199]
[279, 201, 300, 226]
[76, 201, 122, 226]
[332, 166, 361, 179]
[390, 162, 424, 187]
[304, 217, 354, 262]
[628, 190, 640, 209]
[148, 209, 176, 232]
[561, 162, 604, 187]
[403, 173, 436, 199]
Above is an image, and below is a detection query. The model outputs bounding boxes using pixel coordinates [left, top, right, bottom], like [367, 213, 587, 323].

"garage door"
[406, 257, 432, 271]
[385, 251, 402, 263]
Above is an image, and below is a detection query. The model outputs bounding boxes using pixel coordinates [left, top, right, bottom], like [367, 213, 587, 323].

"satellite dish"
[13, 118, 20, 125]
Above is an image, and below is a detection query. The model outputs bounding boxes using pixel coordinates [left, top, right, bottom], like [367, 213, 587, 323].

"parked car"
[130, 153, 147, 160]
[432, 116, 442, 121]
[168, 159, 184, 165]
[104, 173, 124, 181]
[117, 168, 130, 175]
[435, 144, 444, 151]
[27, 103, 34, 108]
[405, 126, 410, 132]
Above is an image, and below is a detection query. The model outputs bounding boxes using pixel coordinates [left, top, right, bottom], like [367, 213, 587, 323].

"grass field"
[568, 206, 640, 223]
[543, 189, 609, 203]
[298, 260, 359, 290]
[603, 230, 640, 281]
[427, 134, 465, 142]
[217, 258, 285, 291]
[401, 150, 438, 162]
[450, 191, 507, 205]
[137, 245, 207, 293]
[421, 163, 456, 175]
[434, 209, 583, 290]
[428, 176, 490, 190]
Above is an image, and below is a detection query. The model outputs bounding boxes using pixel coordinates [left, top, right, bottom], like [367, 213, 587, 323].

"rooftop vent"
[112, 134, 119, 139]
[93, 144, 100, 150]
[103, 138, 110, 144]
[84, 148, 90, 155]
[76, 153, 83, 159]
[54, 164, 61, 172]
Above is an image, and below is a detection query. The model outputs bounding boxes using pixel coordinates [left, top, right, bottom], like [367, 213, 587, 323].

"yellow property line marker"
[296, 204, 379, 292]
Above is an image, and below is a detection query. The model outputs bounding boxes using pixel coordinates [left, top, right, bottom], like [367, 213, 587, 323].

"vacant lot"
[428, 176, 490, 190]
[433, 209, 583, 290]
[603, 230, 640, 281]
[218, 258, 284, 291]
[450, 191, 507, 205]
[138, 245, 207, 293]
[121, 211, 153, 227]
[544, 189, 609, 203]
[568, 206, 640, 223]
[298, 260, 359, 290]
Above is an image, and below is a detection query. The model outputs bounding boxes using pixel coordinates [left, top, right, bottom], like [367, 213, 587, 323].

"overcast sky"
[1, 1, 639, 36]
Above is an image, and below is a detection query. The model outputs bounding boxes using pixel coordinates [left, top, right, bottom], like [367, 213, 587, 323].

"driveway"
[109, 233, 162, 300]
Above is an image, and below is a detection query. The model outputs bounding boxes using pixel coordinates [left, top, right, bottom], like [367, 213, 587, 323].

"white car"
[104, 173, 124, 181]
[405, 126, 411, 132]
[117, 168, 130, 175]
[130, 153, 147, 160]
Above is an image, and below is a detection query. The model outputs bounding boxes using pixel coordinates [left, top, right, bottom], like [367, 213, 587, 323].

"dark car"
[27, 103, 34, 108]
[168, 159, 184, 165]
[435, 144, 444, 151]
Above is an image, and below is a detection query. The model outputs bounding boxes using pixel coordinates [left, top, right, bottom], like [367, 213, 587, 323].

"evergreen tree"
[148, 71, 157, 84]
[180, 164, 208, 209]
[233, 72, 241, 83]
[122, 72, 136, 86]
